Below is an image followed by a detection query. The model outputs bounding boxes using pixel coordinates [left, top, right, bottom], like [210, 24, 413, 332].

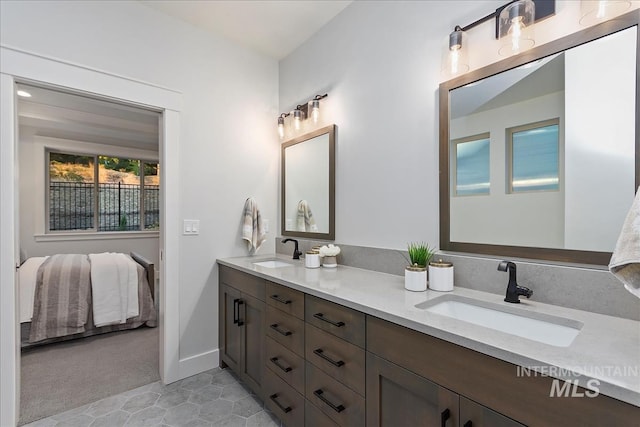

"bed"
[18, 252, 157, 348]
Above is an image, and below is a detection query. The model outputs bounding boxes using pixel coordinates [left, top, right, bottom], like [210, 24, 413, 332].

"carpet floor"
[19, 326, 159, 426]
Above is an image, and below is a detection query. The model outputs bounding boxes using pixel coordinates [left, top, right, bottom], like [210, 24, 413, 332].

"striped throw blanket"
[29, 254, 92, 342]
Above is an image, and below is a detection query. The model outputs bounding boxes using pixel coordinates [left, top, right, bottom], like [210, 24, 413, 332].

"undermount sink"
[415, 295, 583, 347]
[252, 260, 293, 268]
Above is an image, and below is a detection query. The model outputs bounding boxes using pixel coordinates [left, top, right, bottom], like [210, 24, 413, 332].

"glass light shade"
[442, 28, 470, 78]
[498, 0, 536, 57]
[579, 1, 631, 26]
[310, 100, 320, 123]
[277, 116, 285, 139]
[293, 109, 303, 131]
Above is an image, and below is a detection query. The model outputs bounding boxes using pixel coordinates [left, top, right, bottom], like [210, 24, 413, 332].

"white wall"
[1, 0, 279, 371]
[450, 92, 565, 248]
[564, 27, 637, 251]
[18, 127, 161, 265]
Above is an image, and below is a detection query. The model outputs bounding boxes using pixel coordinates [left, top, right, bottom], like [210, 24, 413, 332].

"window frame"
[45, 149, 159, 234]
[506, 118, 561, 194]
[451, 132, 491, 197]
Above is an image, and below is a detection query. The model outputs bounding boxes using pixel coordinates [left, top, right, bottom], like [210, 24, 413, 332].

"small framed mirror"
[281, 124, 336, 240]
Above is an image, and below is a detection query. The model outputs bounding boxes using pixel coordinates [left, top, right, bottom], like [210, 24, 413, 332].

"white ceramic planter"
[323, 255, 337, 268]
[404, 266, 427, 292]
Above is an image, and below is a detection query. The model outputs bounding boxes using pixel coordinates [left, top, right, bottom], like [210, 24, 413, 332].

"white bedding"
[18, 257, 48, 323]
[89, 252, 139, 327]
[18, 253, 140, 326]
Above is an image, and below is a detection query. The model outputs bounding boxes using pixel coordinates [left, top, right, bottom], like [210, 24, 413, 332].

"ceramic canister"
[428, 259, 454, 292]
[305, 250, 321, 268]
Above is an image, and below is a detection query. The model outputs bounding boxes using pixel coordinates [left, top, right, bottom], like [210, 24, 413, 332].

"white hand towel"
[609, 187, 640, 298]
[242, 198, 266, 252]
[296, 200, 318, 232]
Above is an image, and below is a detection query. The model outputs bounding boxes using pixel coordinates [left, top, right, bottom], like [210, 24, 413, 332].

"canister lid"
[307, 250, 319, 255]
[429, 258, 452, 268]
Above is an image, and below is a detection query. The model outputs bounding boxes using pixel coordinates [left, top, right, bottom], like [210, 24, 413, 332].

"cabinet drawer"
[264, 368, 305, 427]
[266, 281, 304, 320]
[305, 362, 365, 427]
[265, 336, 305, 394]
[305, 399, 339, 427]
[305, 295, 365, 348]
[305, 324, 365, 396]
[219, 265, 265, 301]
[265, 305, 304, 356]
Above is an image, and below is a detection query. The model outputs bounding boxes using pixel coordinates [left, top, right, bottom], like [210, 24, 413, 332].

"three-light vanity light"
[277, 93, 328, 139]
[443, 0, 631, 78]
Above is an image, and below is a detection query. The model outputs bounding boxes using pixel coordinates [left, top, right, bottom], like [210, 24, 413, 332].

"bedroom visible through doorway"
[16, 83, 162, 425]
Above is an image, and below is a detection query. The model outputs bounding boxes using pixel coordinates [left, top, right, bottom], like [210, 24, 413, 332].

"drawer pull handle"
[313, 348, 345, 367]
[463, 422, 472, 427]
[270, 357, 293, 373]
[313, 313, 345, 328]
[270, 323, 292, 336]
[441, 408, 451, 427]
[236, 300, 244, 326]
[270, 294, 292, 305]
[269, 393, 292, 414]
[314, 389, 345, 413]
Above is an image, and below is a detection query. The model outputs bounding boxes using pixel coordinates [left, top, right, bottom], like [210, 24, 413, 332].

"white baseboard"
[177, 348, 220, 381]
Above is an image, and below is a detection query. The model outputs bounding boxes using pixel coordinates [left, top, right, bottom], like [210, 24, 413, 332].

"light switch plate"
[183, 219, 200, 235]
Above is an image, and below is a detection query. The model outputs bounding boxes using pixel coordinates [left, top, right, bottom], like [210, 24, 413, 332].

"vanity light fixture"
[498, 0, 536, 56]
[17, 90, 32, 98]
[443, 0, 554, 76]
[276, 93, 328, 139]
[579, 0, 631, 26]
[277, 113, 289, 139]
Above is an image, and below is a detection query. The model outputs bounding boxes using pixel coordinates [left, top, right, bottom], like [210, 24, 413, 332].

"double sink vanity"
[217, 255, 639, 426]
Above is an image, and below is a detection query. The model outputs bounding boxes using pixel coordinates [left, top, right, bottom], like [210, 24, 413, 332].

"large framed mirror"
[439, 10, 639, 265]
[281, 124, 336, 240]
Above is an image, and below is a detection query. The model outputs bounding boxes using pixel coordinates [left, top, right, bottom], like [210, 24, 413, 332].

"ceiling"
[17, 84, 160, 151]
[141, 0, 353, 60]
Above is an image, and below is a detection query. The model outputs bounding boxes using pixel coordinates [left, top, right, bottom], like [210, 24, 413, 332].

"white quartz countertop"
[217, 254, 640, 407]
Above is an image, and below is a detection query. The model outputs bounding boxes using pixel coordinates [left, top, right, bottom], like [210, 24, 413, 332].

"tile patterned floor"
[23, 368, 282, 427]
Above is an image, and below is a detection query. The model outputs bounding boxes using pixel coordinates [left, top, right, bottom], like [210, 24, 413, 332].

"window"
[507, 119, 559, 193]
[452, 133, 490, 196]
[48, 151, 160, 232]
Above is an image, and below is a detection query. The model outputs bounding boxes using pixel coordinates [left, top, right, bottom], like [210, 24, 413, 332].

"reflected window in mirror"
[281, 125, 335, 240]
[507, 119, 560, 193]
[439, 11, 639, 265]
[452, 133, 490, 196]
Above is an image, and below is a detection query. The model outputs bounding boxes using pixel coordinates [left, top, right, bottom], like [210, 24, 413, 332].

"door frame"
[0, 45, 182, 426]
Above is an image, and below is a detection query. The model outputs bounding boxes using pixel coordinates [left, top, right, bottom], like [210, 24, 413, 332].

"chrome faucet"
[498, 261, 533, 303]
[281, 238, 302, 260]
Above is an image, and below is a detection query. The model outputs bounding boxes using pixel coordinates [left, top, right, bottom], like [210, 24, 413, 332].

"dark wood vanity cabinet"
[219, 266, 266, 398]
[219, 265, 639, 427]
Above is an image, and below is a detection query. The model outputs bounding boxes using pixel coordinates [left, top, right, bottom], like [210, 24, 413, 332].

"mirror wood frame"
[281, 124, 336, 240]
[439, 9, 640, 266]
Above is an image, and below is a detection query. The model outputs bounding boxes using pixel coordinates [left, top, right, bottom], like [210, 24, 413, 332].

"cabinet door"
[219, 284, 242, 372]
[239, 292, 265, 398]
[366, 352, 459, 427]
[459, 397, 525, 427]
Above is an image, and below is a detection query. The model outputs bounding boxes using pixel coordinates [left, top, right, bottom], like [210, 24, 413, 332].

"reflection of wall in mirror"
[564, 27, 636, 252]
[450, 26, 636, 252]
[285, 134, 329, 233]
[450, 91, 565, 248]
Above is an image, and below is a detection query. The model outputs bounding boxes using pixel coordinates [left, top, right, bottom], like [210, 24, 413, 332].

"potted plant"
[405, 242, 435, 291]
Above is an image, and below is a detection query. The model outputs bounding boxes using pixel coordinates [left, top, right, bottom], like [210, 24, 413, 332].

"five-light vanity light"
[443, 0, 631, 78]
[277, 94, 328, 139]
